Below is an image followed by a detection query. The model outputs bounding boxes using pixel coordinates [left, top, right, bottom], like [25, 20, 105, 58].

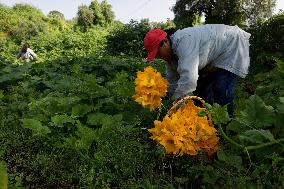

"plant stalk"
[218, 124, 284, 151]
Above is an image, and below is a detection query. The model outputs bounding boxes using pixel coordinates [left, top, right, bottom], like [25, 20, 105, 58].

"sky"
[0, 0, 283, 23]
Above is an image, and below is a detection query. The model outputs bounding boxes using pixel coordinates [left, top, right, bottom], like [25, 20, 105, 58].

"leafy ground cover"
[0, 55, 283, 188]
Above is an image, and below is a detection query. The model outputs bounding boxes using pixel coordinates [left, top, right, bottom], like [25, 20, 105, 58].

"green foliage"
[277, 97, 284, 114]
[22, 119, 51, 137]
[172, 0, 276, 27]
[106, 19, 151, 57]
[249, 12, 284, 72]
[151, 19, 176, 30]
[91, 114, 156, 188]
[205, 103, 231, 125]
[0, 3, 49, 43]
[172, 0, 203, 28]
[236, 95, 276, 129]
[11, 27, 109, 62]
[239, 129, 275, 145]
[217, 150, 243, 171]
[51, 115, 76, 127]
[77, 0, 115, 29]
[77, 5, 94, 31]
[100, 0, 115, 25]
[0, 54, 155, 188]
[0, 5, 19, 33]
[75, 121, 97, 150]
[274, 57, 284, 75]
[47, 10, 65, 20]
[47, 11, 70, 32]
[72, 104, 93, 117]
[0, 2, 73, 53]
[243, 0, 277, 25]
[87, 112, 113, 126]
[0, 161, 8, 189]
[89, 0, 104, 25]
[106, 19, 176, 59]
[0, 3, 283, 188]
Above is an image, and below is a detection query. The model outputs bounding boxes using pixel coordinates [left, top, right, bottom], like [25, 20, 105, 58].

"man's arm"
[172, 34, 199, 100]
[166, 62, 179, 98]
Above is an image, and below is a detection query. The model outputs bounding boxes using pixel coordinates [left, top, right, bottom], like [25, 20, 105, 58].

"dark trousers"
[195, 69, 238, 116]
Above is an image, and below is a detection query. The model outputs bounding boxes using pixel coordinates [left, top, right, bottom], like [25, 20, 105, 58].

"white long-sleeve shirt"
[17, 48, 37, 63]
[167, 24, 251, 100]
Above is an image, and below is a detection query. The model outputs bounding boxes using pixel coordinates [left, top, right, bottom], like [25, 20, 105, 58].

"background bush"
[249, 12, 284, 72]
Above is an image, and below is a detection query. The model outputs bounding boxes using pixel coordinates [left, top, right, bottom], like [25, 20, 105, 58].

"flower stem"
[218, 124, 243, 149]
[246, 139, 284, 150]
[218, 124, 284, 151]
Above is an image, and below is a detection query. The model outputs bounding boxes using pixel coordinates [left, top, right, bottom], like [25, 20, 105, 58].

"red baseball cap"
[144, 29, 167, 62]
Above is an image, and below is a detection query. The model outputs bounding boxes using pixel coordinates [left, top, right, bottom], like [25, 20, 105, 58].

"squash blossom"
[133, 66, 168, 111]
[149, 100, 219, 156]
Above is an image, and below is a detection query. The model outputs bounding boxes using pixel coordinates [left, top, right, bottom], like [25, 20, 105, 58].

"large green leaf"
[71, 104, 93, 117]
[50, 114, 76, 127]
[22, 119, 51, 136]
[87, 112, 112, 126]
[75, 122, 96, 150]
[0, 161, 8, 189]
[277, 97, 284, 114]
[0, 90, 4, 99]
[208, 103, 230, 125]
[236, 95, 276, 129]
[87, 113, 123, 127]
[239, 129, 275, 145]
[217, 150, 243, 171]
[251, 164, 272, 178]
[273, 57, 284, 75]
[275, 97, 284, 136]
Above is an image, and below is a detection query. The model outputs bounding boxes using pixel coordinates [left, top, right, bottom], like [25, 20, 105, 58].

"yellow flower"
[159, 133, 182, 154]
[133, 66, 168, 111]
[149, 99, 219, 156]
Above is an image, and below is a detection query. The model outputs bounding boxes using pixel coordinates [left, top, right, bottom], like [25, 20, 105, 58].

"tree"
[12, 3, 43, 16]
[106, 19, 151, 57]
[151, 19, 176, 30]
[172, 0, 202, 28]
[89, 0, 104, 25]
[48, 11, 68, 31]
[9, 3, 48, 42]
[77, 5, 94, 30]
[172, 0, 276, 27]
[100, 0, 115, 25]
[204, 0, 244, 25]
[48, 10, 65, 20]
[242, 0, 277, 25]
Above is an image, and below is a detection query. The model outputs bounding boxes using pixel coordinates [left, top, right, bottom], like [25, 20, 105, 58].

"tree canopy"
[77, 0, 115, 29]
[172, 0, 276, 28]
[100, 0, 115, 25]
[89, 0, 104, 25]
[48, 10, 65, 20]
[77, 5, 94, 30]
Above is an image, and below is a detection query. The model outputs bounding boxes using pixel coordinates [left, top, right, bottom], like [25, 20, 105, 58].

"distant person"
[16, 43, 37, 63]
[143, 24, 251, 116]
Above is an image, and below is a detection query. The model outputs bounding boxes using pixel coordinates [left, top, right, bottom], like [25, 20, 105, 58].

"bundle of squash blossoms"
[133, 66, 168, 111]
[149, 99, 219, 156]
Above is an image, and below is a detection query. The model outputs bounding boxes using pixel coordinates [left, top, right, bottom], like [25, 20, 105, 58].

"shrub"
[249, 12, 284, 72]
[106, 19, 151, 58]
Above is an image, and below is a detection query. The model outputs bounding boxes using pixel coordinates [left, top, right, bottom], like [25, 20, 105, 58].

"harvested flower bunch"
[149, 97, 219, 156]
[133, 66, 168, 111]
